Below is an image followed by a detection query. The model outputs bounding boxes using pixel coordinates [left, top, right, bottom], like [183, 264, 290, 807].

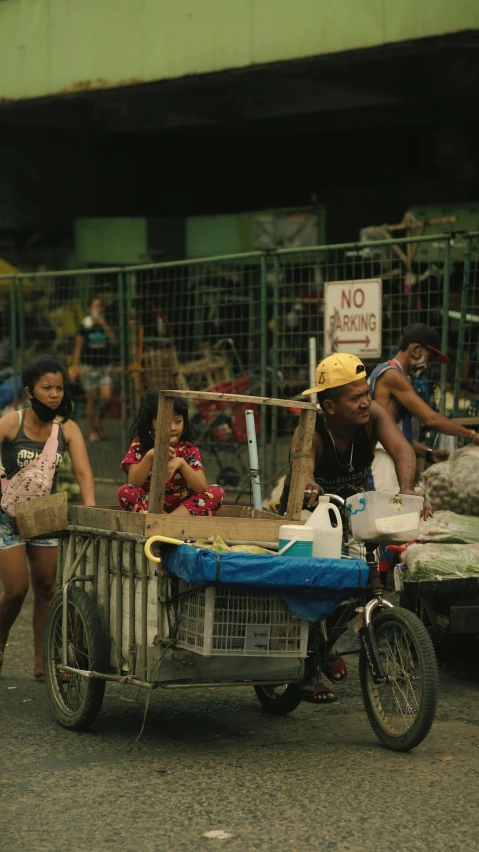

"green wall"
[1, 0, 478, 102]
[75, 218, 148, 265]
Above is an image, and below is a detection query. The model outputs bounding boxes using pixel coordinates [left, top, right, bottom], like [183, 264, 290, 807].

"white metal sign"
[324, 278, 382, 358]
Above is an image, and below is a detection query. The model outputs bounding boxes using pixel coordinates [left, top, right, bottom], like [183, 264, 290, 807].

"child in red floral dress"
[118, 389, 225, 515]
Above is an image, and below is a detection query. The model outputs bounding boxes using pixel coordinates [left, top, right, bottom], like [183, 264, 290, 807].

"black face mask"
[30, 396, 65, 423]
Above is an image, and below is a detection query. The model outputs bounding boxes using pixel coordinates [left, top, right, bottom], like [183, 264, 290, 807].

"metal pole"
[114, 540, 123, 675]
[439, 239, 451, 415]
[118, 272, 129, 451]
[308, 337, 318, 405]
[125, 270, 136, 419]
[259, 255, 268, 479]
[271, 255, 280, 479]
[140, 550, 148, 680]
[453, 238, 472, 414]
[18, 277, 25, 380]
[246, 409, 263, 510]
[9, 278, 17, 408]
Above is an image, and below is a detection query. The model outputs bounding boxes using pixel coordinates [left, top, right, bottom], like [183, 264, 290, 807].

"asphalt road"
[1, 590, 479, 852]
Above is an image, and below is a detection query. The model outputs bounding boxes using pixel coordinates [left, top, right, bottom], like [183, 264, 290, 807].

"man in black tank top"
[280, 353, 417, 512]
[279, 353, 418, 705]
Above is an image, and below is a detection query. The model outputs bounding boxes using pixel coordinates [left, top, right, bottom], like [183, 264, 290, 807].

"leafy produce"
[419, 510, 479, 543]
[405, 542, 479, 580]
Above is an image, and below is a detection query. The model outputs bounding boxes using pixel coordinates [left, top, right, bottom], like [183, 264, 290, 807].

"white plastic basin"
[346, 492, 424, 543]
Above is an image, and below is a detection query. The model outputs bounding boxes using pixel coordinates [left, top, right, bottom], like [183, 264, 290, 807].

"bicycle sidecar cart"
[40, 391, 439, 752]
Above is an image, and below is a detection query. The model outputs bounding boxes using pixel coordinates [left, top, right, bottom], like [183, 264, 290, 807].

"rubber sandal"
[301, 681, 337, 704]
[324, 652, 348, 684]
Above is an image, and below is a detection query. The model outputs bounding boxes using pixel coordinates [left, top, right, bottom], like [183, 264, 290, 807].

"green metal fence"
[1, 232, 478, 497]
[3, 266, 128, 488]
[452, 233, 479, 416]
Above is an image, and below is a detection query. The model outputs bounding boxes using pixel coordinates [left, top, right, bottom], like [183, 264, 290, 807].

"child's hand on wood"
[167, 456, 184, 480]
[168, 446, 176, 459]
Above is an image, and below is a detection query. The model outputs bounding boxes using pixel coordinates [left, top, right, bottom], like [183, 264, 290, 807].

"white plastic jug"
[308, 496, 343, 559]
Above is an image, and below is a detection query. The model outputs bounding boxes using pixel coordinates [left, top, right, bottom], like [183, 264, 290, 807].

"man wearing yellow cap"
[279, 353, 417, 703]
[280, 352, 417, 513]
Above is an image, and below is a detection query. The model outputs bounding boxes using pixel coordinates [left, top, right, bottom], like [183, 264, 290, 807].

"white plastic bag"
[419, 511, 479, 544]
[422, 445, 479, 515]
[405, 542, 479, 580]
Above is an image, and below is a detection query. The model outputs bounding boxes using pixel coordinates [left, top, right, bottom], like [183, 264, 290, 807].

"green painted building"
[1, 0, 478, 101]
[0, 0, 478, 260]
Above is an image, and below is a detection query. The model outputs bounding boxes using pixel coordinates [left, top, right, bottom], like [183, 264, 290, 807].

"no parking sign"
[324, 278, 382, 358]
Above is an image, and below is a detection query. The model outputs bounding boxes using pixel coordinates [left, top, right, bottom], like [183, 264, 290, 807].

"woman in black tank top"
[0, 356, 95, 682]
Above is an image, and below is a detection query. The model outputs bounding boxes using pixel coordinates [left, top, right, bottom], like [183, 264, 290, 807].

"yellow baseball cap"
[302, 353, 367, 395]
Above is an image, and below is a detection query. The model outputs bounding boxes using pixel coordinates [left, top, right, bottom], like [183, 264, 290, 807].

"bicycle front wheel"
[359, 606, 439, 751]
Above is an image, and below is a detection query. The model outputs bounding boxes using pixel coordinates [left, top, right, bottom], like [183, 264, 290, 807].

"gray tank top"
[1, 411, 66, 492]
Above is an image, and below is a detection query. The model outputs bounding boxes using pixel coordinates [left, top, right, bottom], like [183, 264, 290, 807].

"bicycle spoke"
[50, 602, 90, 713]
[368, 622, 424, 735]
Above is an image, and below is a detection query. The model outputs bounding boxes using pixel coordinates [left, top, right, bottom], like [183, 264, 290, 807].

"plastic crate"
[175, 582, 309, 657]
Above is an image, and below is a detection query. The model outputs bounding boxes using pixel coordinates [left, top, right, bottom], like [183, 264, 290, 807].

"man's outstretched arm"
[383, 370, 479, 443]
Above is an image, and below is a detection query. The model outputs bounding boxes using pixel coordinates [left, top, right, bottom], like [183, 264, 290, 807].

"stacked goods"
[419, 511, 479, 544]
[422, 445, 479, 515]
[405, 542, 479, 580]
[406, 455, 479, 578]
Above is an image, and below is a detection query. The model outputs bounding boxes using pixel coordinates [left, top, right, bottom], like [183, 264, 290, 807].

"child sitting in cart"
[118, 389, 225, 516]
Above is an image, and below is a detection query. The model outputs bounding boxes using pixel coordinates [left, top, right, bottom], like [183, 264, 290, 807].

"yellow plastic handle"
[144, 534, 185, 563]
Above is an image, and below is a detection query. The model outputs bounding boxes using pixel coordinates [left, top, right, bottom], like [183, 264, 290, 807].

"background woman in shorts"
[0, 356, 95, 681]
[72, 297, 117, 443]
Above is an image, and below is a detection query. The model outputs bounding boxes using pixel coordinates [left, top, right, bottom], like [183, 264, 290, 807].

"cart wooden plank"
[163, 389, 316, 410]
[149, 391, 174, 515]
[144, 514, 301, 542]
[285, 408, 317, 521]
[216, 505, 280, 520]
[69, 506, 146, 535]
[68, 505, 297, 542]
[454, 418, 479, 426]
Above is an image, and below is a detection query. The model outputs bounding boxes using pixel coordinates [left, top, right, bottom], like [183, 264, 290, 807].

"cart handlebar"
[144, 534, 186, 562]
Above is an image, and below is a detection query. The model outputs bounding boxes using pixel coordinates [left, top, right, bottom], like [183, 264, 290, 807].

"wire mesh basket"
[175, 582, 309, 657]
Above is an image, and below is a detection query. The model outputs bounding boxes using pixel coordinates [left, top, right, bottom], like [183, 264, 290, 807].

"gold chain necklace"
[325, 424, 355, 473]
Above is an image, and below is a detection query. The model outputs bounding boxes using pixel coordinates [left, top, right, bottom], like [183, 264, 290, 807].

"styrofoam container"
[346, 492, 424, 543]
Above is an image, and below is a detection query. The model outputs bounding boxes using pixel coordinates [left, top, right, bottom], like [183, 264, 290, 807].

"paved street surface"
[1, 590, 479, 852]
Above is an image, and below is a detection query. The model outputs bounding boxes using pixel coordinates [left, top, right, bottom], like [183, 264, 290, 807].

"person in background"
[118, 389, 225, 516]
[72, 297, 117, 443]
[0, 356, 95, 682]
[369, 323, 479, 494]
[280, 353, 418, 704]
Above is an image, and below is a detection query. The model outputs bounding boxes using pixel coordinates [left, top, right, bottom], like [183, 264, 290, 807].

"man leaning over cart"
[278, 352, 418, 703]
[369, 323, 479, 571]
[369, 323, 479, 491]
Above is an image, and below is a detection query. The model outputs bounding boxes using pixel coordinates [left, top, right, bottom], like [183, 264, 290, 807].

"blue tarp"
[164, 545, 370, 621]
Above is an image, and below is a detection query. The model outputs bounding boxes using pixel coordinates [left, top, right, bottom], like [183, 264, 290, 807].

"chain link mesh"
[0, 233, 477, 491]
